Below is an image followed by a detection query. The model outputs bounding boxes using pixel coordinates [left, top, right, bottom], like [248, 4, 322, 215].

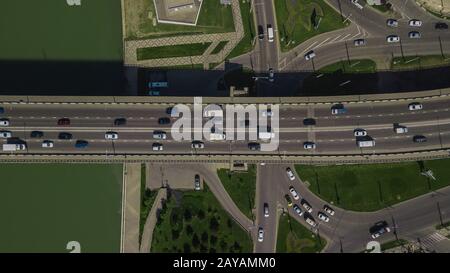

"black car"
[158, 117, 171, 125]
[258, 25, 264, 40]
[435, 22, 448, 29]
[248, 142, 261, 151]
[30, 131, 44, 138]
[194, 174, 201, 191]
[166, 107, 173, 115]
[369, 221, 391, 239]
[413, 135, 427, 143]
[114, 118, 127, 126]
[58, 132, 72, 140]
[303, 118, 316, 126]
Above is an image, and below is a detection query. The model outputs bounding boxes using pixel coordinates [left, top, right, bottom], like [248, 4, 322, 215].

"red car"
[57, 118, 70, 126]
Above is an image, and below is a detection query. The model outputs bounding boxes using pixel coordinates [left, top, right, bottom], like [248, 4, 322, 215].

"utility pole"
[337, 0, 344, 22]
[438, 36, 445, 59]
[437, 201, 444, 227]
[344, 41, 351, 65]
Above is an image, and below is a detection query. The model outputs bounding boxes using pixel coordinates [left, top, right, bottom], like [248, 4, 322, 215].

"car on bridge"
[386, 19, 398, 27]
[191, 140, 205, 149]
[303, 118, 316, 126]
[158, 117, 171, 125]
[75, 140, 89, 148]
[153, 131, 167, 140]
[370, 221, 391, 239]
[58, 132, 72, 140]
[0, 130, 12, 138]
[409, 19, 422, 27]
[413, 135, 427, 143]
[248, 142, 261, 151]
[408, 102, 423, 110]
[303, 141, 316, 150]
[331, 104, 347, 114]
[408, 31, 421, 39]
[354, 128, 367, 137]
[0, 118, 10, 126]
[105, 132, 119, 140]
[114, 118, 127, 126]
[261, 109, 273, 117]
[42, 140, 54, 148]
[57, 118, 70, 126]
[286, 167, 296, 180]
[293, 204, 303, 217]
[386, 35, 400, 43]
[152, 143, 163, 151]
[30, 131, 44, 138]
[289, 186, 300, 200]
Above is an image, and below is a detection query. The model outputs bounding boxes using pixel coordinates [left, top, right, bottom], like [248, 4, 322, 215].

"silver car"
[408, 31, 421, 39]
[258, 227, 264, 242]
[353, 38, 366, 46]
[386, 35, 400, 43]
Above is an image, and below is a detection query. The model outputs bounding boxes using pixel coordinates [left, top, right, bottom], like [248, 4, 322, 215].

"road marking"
[338, 33, 352, 42]
[314, 38, 331, 49]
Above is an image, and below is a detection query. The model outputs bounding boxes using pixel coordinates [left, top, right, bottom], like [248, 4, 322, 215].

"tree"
[185, 224, 194, 237]
[192, 234, 200, 248]
[227, 219, 233, 229]
[210, 235, 218, 246]
[220, 240, 227, 251]
[200, 244, 208, 253]
[184, 209, 192, 221]
[198, 209, 205, 220]
[209, 247, 216, 253]
[210, 216, 219, 232]
[171, 229, 180, 240]
[201, 231, 208, 243]
[311, 8, 318, 29]
[183, 243, 191, 253]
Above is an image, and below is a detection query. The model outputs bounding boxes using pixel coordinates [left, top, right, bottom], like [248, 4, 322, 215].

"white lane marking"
[313, 37, 331, 49]
[338, 33, 352, 42]
[330, 35, 342, 43]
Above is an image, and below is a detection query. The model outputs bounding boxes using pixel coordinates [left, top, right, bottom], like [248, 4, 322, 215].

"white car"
[261, 109, 273, 117]
[386, 35, 400, 43]
[258, 227, 264, 242]
[191, 141, 205, 149]
[303, 142, 316, 150]
[301, 200, 313, 213]
[293, 204, 304, 217]
[289, 186, 300, 200]
[264, 203, 269, 218]
[354, 129, 367, 137]
[408, 102, 423, 110]
[318, 212, 330, 222]
[153, 131, 167, 140]
[409, 19, 422, 27]
[0, 119, 10, 126]
[323, 205, 335, 216]
[152, 143, 163, 151]
[306, 217, 317, 227]
[42, 140, 54, 148]
[286, 167, 295, 180]
[353, 39, 366, 47]
[105, 132, 118, 140]
[351, 0, 364, 9]
[0, 130, 12, 138]
[304, 50, 316, 61]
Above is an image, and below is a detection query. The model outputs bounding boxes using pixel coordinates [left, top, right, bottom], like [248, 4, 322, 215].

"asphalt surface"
[256, 164, 450, 253]
[253, 0, 279, 71]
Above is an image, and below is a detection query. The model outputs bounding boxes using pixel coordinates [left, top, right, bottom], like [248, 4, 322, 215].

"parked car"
[248, 142, 261, 151]
[305, 216, 317, 227]
[264, 203, 269, 218]
[30, 131, 44, 138]
[105, 131, 119, 140]
[152, 143, 163, 151]
[353, 38, 366, 46]
[293, 204, 304, 217]
[408, 102, 423, 110]
[191, 140, 205, 149]
[304, 50, 316, 61]
[409, 19, 422, 27]
[354, 128, 368, 137]
[323, 204, 335, 216]
[370, 221, 391, 239]
[114, 118, 127, 126]
[158, 117, 171, 125]
[153, 130, 167, 140]
[194, 174, 201, 191]
[58, 132, 72, 140]
[301, 200, 313, 213]
[386, 35, 400, 43]
[435, 22, 448, 30]
[318, 212, 330, 222]
[286, 167, 296, 180]
[41, 140, 54, 148]
[408, 31, 421, 39]
[386, 19, 398, 27]
[303, 142, 316, 150]
[0, 130, 12, 138]
[258, 227, 264, 242]
[0, 118, 10, 126]
[289, 186, 300, 200]
[413, 135, 427, 143]
[284, 194, 293, 207]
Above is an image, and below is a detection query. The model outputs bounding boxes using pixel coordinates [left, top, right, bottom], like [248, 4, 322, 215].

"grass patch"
[276, 213, 326, 253]
[217, 165, 257, 220]
[381, 239, 409, 251]
[0, 164, 123, 252]
[211, 41, 229, 55]
[368, 3, 392, 13]
[152, 64, 205, 70]
[139, 164, 157, 245]
[151, 185, 252, 253]
[391, 55, 450, 70]
[136, 43, 212, 60]
[227, 0, 255, 59]
[0, 0, 122, 61]
[319, 59, 377, 73]
[436, 221, 450, 230]
[295, 159, 450, 212]
[275, 0, 349, 52]
[125, 0, 234, 39]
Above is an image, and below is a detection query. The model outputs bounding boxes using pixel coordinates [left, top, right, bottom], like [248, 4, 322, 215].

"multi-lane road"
[1, 96, 450, 156]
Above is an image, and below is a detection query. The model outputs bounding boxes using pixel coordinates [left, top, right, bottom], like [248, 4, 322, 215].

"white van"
[267, 24, 274, 43]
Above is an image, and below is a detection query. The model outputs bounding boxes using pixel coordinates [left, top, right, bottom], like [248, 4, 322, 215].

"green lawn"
[126, 0, 235, 40]
[275, 0, 349, 52]
[0, 0, 122, 61]
[391, 55, 450, 70]
[151, 186, 252, 253]
[227, 0, 255, 59]
[295, 159, 450, 211]
[276, 213, 326, 253]
[136, 43, 212, 60]
[217, 165, 257, 220]
[319, 59, 377, 73]
[0, 164, 123, 252]
[211, 41, 229, 55]
[368, 3, 392, 13]
[139, 164, 157, 245]
[381, 239, 409, 251]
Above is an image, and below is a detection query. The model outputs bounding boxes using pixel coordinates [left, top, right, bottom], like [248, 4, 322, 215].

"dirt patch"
[415, 0, 450, 17]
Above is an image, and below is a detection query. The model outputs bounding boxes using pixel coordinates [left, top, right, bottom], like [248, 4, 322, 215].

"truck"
[3, 143, 26, 151]
[267, 24, 274, 42]
[357, 140, 375, 148]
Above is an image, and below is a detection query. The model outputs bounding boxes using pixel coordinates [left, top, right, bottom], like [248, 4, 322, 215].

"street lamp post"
[344, 41, 351, 65]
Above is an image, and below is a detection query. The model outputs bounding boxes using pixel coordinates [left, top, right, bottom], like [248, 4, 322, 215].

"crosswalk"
[419, 232, 447, 249]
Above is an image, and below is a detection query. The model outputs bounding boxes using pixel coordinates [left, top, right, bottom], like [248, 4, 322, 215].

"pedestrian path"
[419, 232, 447, 250]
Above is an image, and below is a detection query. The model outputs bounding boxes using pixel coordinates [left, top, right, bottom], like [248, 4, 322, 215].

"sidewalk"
[121, 163, 141, 253]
